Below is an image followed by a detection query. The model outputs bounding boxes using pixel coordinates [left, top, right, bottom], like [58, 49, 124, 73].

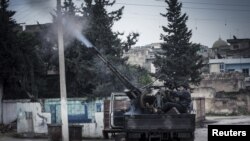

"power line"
[115, 2, 250, 12]
[9, 1, 250, 12]
[10, 0, 250, 8]
[121, 14, 250, 23]
[183, 6, 250, 12]
[182, 1, 250, 7]
[156, 0, 250, 7]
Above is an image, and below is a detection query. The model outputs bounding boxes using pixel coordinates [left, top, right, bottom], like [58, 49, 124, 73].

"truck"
[90, 45, 196, 141]
[103, 92, 195, 141]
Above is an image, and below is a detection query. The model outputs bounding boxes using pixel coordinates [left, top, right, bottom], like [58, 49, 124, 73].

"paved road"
[195, 116, 250, 141]
[1, 116, 249, 141]
[0, 137, 112, 141]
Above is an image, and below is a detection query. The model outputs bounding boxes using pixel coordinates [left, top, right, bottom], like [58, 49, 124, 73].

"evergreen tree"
[59, 0, 148, 97]
[81, 0, 143, 96]
[82, 0, 139, 58]
[42, 0, 97, 97]
[0, 0, 17, 83]
[42, 0, 149, 97]
[0, 0, 17, 99]
[0, 0, 44, 99]
[154, 0, 203, 89]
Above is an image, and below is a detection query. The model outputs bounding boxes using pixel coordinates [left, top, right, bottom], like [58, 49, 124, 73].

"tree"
[42, 0, 149, 97]
[0, 0, 17, 86]
[81, 0, 142, 96]
[154, 0, 203, 89]
[56, 0, 147, 97]
[0, 0, 44, 99]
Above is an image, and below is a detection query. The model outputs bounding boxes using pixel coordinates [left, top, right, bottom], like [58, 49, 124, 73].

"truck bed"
[124, 114, 195, 132]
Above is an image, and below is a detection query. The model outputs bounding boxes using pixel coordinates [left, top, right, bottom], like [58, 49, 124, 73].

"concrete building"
[209, 58, 250, 75]
[124, 43, 211, 74]
[123, 43, 161, 73]
[210, 37, 230, 59]
[209, 38, 250, 76]
[197, 45, 212, 73]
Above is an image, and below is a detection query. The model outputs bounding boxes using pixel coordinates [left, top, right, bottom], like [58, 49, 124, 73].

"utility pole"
[57, 0, 69, 141]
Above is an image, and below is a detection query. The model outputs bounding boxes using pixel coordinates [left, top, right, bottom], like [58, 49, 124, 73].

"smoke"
[62, 17, 93, 48]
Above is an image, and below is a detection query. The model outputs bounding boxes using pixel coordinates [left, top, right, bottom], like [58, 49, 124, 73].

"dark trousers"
[162, 102, 186, 113]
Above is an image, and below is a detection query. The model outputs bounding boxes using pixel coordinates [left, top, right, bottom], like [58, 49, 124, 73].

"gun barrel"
[92, 46, 141, 99]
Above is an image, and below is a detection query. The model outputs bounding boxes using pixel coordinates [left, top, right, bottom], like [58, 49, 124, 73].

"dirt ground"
[0, 116, 250, 141]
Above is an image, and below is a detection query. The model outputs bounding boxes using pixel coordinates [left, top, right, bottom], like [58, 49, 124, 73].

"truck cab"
[110, 92, 130, 128]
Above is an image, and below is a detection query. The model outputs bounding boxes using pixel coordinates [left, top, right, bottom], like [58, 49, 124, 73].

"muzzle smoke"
[62, 17, 93, 48]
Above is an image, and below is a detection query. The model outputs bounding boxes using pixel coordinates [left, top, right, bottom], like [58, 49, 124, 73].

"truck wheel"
[115, 133, 126, 141]
[103, 131, 109, 139]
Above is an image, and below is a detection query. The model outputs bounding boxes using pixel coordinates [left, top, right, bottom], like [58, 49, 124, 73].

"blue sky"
[9, 0, 250, 47]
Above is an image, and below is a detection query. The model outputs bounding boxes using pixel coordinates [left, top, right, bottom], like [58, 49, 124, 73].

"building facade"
[123, 43, 161, 73]
[209, 38, 250, 76]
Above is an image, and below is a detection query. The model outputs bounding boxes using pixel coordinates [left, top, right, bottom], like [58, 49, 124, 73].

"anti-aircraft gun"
[89, 45, 195, 141]
[91, 46, 157, 113]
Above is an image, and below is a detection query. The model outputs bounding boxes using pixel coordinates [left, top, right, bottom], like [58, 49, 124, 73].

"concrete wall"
[192, 78, 250, 115]
[200, 79, 244, 92]
[192, 88, 216, 99]
[210, 64, 220, 73]
[192, 87, 250, 115]
[82, 113, 104, 138]
[44, 98, 105, 138]
[1, 98, 105, 138]
[200, 73, 245, 92]
[44, 98, 104, 124]
[17, 102, 51, 134]
[2, 99, 30, 124]
[207, 94, 250, 115]
[192, 97, 205, 122]
[247, 96, 250, 113]
[3, 101, 17, 124]
[192, 88, 215, 114]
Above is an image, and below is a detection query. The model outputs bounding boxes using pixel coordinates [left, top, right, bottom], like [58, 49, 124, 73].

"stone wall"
[207, 94, 250, 115]
[191, 87, 215, 113]
[199, 73, 245, 92]
[192, 88, 250, 115]
[192, 97, 205, 122]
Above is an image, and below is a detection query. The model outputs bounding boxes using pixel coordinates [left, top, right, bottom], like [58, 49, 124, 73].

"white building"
[123, 43, 161, 73]
[209, 38, 250, 76]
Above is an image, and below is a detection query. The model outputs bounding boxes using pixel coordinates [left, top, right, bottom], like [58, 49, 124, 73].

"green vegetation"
[154, 0, 204, 89]
[0, 0, 152, 99]
[0, 0, 45, 99]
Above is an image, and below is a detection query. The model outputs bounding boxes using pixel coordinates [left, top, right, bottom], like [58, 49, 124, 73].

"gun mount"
[90, 46, 192, 114]
[91, 46, 141, 100]
[81, 38, 195, 141]
[90, 46, 151, 113]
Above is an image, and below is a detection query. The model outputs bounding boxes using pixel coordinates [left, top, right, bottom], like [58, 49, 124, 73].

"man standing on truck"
[162, 85, 192, 113]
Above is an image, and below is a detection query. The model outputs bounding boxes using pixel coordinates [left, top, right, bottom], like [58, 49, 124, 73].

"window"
[242, 68, 249, 76]
[25, 112, 32, 119]
[219, 63, 225, 72]
[227, 69, 235, 72]
[96, 103, 102, 112]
